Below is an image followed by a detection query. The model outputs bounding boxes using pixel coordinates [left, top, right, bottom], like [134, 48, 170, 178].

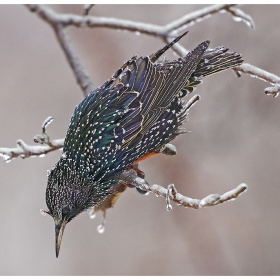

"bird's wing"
[62, 40, 209, 180]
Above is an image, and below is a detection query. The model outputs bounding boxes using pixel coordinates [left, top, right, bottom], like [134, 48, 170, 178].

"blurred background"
[0, 4, 280, 276]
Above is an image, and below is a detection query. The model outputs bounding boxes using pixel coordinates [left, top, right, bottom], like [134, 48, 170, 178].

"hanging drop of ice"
[232, 15, 242, 22]
[1, 153, 11, 162]
[97, 224, 105, 234]
[166, 203, 172, 211]
[88, 207, 96, 219]
[135, 31, 141, 36]
[89, 212, 96, 220]
[96, 210, 106, 234]
[40, 209, 47, 216]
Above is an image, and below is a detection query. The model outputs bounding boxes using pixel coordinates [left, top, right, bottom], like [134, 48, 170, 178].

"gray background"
[1, 4, 280, 275]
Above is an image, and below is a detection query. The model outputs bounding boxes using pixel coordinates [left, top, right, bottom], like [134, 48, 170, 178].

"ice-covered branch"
[234, 63, 280, 97]
[86, 181, 248, 233]
[163, 183, 247, 210]
[26, 4, 278, 98]
[83, 4, 95, 16]
[0, 117, 64, 162]
[27, 4, 251, 37]
[226, 6, 255, 29]
[165, 4, 237, 33]
[111, 169, 248, 211]
[0, 139, 64, 162]
[53, 24, 94, 95]
[26, 4, 94, 97]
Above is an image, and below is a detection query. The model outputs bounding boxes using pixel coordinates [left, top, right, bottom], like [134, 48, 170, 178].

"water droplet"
[40, 209, 47, 216]
[97, 224, 105, 234]
[232, 15, 242, 22]
[166, 204, 172, 211]
[135, 31, 141, 36]
[89, 212, 96, 220]
[1, 153, 10, 162]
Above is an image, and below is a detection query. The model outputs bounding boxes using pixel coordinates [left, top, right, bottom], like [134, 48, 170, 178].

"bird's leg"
[128, 144, 177, 195]
[124, 164, 149, 195]
[113, 169, 150, 193]
[131, 163, 145, 179]
[131, 164, 150, 195]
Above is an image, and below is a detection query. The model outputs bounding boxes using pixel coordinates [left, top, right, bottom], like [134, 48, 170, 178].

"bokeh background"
[0, 4, 280, 275]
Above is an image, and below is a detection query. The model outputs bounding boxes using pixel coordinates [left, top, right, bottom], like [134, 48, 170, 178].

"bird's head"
[44, 160, 94, 257]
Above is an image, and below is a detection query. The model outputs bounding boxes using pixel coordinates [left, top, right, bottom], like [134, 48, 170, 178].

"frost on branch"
[0, 117, 64, 162]
[86, 180, 248, 234]
[234, 63, 280, 97]
[26, 4, 280, 97]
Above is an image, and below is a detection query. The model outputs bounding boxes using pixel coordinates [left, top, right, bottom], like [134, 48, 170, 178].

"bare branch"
[234, 63, 280, 97]
[0, 116, 64, 162]
[26, 4, 94, 96]
[0, 139, 64, 162]
[26, 4, 164, 36]
[164, 4, 237, 34]
[26, 4, 278, 99]
[87, 181, 247, 233]
[53, 24, 94, 95]
[83, 4, 95, 16]
[226, 6, 255, 29]
[26, 4, 249, 38]
[113, 170, 248, 211]
[153, 182, 248, 210]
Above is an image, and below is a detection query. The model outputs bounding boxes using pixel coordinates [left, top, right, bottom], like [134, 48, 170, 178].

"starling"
[44, 31, 243, 257]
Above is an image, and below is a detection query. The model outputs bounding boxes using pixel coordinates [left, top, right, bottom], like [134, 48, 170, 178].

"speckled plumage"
[45, 32, 243, 257]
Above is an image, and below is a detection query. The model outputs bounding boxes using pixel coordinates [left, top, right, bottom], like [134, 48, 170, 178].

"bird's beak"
[55, 220, 67, 258]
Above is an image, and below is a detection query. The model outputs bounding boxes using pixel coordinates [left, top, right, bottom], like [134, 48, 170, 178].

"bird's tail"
[183, 46, 243, 95]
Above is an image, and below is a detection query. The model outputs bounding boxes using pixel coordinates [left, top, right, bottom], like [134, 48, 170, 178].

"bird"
[43, 31, 243, 257]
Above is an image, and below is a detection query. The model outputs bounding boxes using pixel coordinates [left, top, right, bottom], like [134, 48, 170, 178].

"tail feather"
[182, 46, 243, 95]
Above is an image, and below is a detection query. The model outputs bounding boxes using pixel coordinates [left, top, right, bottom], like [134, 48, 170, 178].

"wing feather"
[62, 35, 242, 180]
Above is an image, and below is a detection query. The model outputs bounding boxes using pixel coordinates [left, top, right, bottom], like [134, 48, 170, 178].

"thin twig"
[0, 117, 64, 162]
[83, 4, 95, 16]
[226, 6, 255, 29]
[26, 4, 94, 97]
[86, 181, 247, 233]
[0, 139, 64, 162]
[164, 4, 237, 34]
[26, 4, 279, 98]
[26, 4, 248, 37]
[151, 182, 248, 209]
[234, 63, 280, 97]
[54, 24, 94, 95]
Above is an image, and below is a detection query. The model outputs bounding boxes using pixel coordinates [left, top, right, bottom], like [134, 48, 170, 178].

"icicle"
[97, 210, 106, 234]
